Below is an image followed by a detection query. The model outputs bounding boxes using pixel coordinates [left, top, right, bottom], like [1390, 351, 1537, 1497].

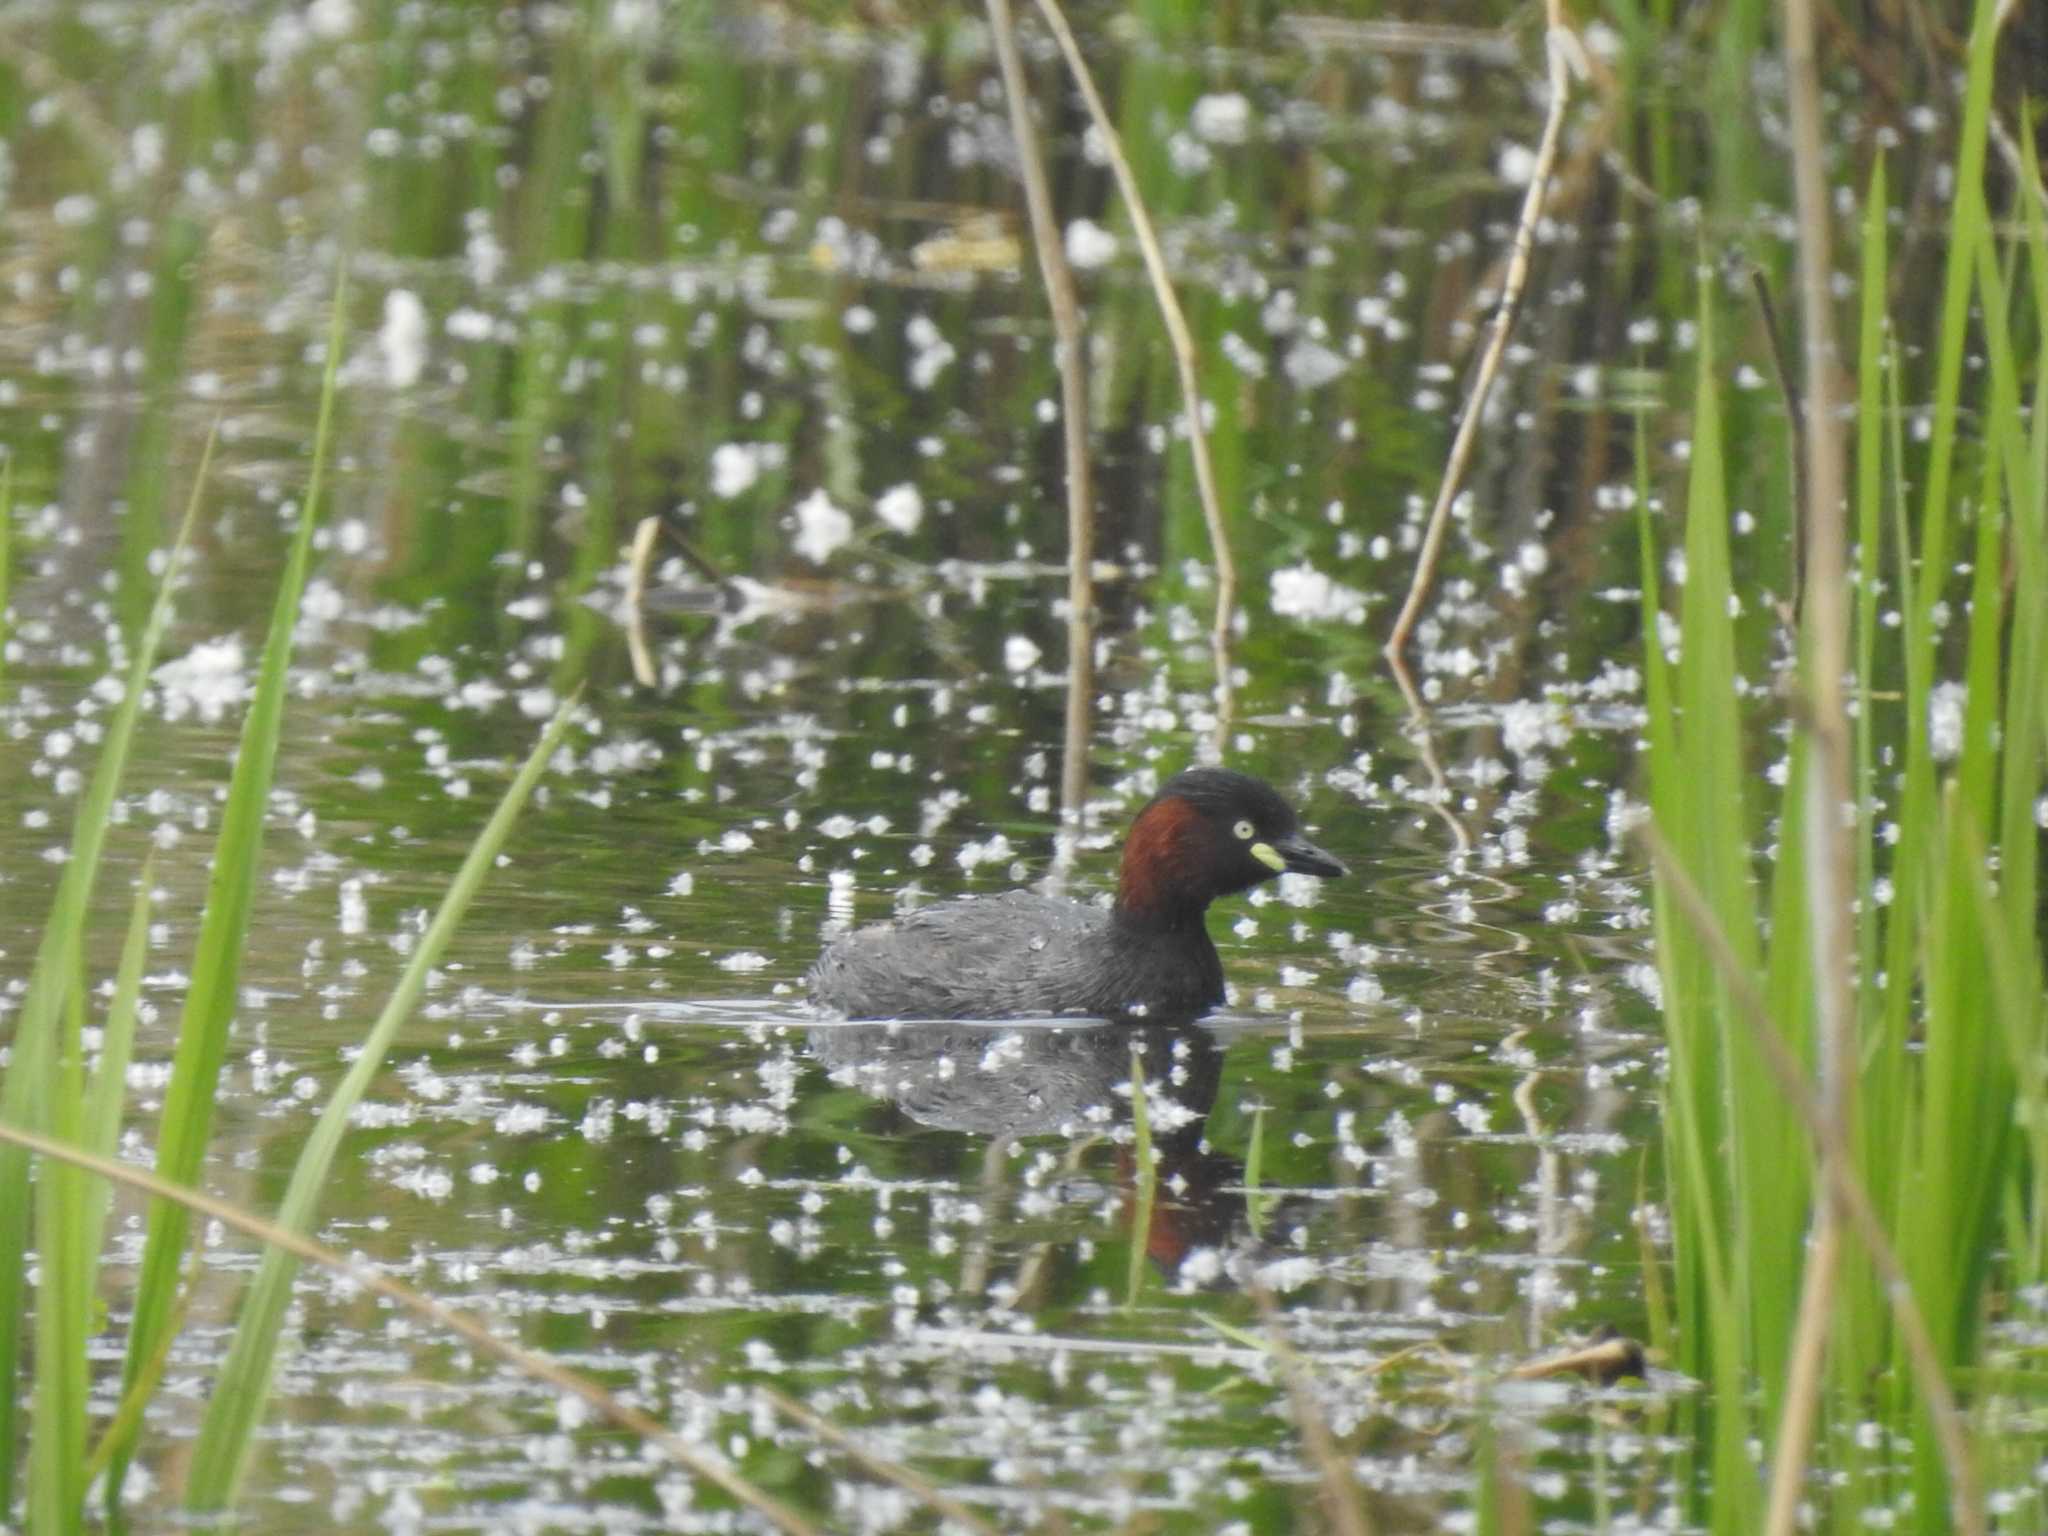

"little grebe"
[806, 768, 1344, 1022]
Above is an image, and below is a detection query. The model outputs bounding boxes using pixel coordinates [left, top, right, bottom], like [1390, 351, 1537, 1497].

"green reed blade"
[43, 864, 158, 1527]
[1879, 0, 2001, 1202]
[104, 275, 347, 1506]
[29, 964, 92, 1536]
[182, 693, 580, 1508]
[1839, 154, 1892, 1393]
[1636, 409, 1715, 1375]
[1912, 0, 2000, 599]
[1876, 330, 1921, 1192]
[1639, 289, 1765, 1532]
[1125, 1047, 1154, 1312]
[81, 860, 155, 1286]
[0, 421, 215, 1512]
[1244, 1104, 1267, 1233]
[1910, 301, 2010, 1372]
[1851, 155, 1887, 1002]
[1899, 223, 2040, 1388]
[0, 454, 13, 675]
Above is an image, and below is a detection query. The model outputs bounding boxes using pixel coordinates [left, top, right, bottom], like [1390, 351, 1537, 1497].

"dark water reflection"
[812, 1020, 1256, 1284]
[0, 0, 1972, 1529]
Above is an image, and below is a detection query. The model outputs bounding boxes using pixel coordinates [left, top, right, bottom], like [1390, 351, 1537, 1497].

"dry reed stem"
[752, 1384, 1003, 1536]
[0, 1122, 826, 1535]
[1385, 0, 1576, 664]
[1248, 1281, 1373, 1536]
[1640, 831, 1983, 1536]
[1386, 653, 1475, 853]
[1767, 0, 1858, 1527]
[985, 0, 1096, 830]
[1277, 16, 1520, 63]
[624, 514, 660, 687]
[1029, 0, 1238, 659]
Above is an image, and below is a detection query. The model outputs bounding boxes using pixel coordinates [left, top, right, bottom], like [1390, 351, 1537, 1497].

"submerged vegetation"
[0, 0, 2044, 1531]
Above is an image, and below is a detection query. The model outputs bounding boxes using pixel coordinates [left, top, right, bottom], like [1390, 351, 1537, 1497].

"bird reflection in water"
[809, 1018, 1284, 1290]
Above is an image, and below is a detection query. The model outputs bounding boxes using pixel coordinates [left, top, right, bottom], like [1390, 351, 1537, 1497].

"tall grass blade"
[106, 277, 347, 1504]
[81, 861, 155, 1288]
[0, 424, 215, 1511]
[1876, 19, 2002, 1273]
[0, 1119, 821, 1536]
[1124, 1047, 1154, 1312]
[30, 977, 91, 1536]
[1910, 299, 2008, 1370]
[1639, 293, 1764, 1531]
[1840, 154, 1892, 1392]
[1911, 0, 1999, 592]
[183, 694, 580, 1507]
[34, 862, 152, 1533]
[0, 455, 12, 674]
[1245, 1103, 1267, 1233]
[2015, 128, 2048, 1286]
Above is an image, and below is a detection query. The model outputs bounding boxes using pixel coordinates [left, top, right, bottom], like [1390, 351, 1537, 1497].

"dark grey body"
[805, 890, 1226, 1024]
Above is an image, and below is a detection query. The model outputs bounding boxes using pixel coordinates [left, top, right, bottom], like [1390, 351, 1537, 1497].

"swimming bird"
[806, 768, 1345, 1023]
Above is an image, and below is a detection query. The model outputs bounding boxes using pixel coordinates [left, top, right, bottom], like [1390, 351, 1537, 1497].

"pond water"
[0, 3, 1972, 1531]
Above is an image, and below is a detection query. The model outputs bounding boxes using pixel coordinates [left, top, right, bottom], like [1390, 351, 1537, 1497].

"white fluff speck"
[874, 482, 923, 534]
[1500, 699, 1571, 759]
[608, 0, 657, 41]
[1003, 635, 1042, 673]
[307, 0, 356, 36]
[378, 290, 428, 388]
[1269, 565, 1367, 624]
[957, 834, 1014, 871]
[711, 443, 762, 499]
[1253, 1255, 1321, 1292]
[1064, 218, 1118, 270]
[1928, 680, 1966, 762]
[154, 638, 246, 724]
[790, 488, 852, 564]
[906, 320, 956, 391]
[1283, 339, 1347, 390]
[1191, 92, 1252, 144]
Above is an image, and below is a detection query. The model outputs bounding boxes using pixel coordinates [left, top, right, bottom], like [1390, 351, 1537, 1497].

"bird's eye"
[1233, 819, 1256, 840]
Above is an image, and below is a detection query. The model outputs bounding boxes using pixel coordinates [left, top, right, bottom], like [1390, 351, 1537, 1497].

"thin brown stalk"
[1768, 0, 1857, 1526]
[1989, 105, 2048, 215]
[1249, 1282, 1372, 1536]
[1385, 0, 1577, 664]
[0, 1122, 823, 1536]
[985, 0, 1096, 831]
[1387, 654, 1475, 854]
[1029, 0, 1238, 660]
[1276, 16, 1520, 63]
[624, 514, 660, 687]
[1766, 1218, 1840, 1532]
[1640, 831, 1982, 1536]
[753, 1385, 1002, 1536]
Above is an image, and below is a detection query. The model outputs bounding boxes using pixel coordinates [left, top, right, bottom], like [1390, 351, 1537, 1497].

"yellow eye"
[1233, 819, 1255, 840]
